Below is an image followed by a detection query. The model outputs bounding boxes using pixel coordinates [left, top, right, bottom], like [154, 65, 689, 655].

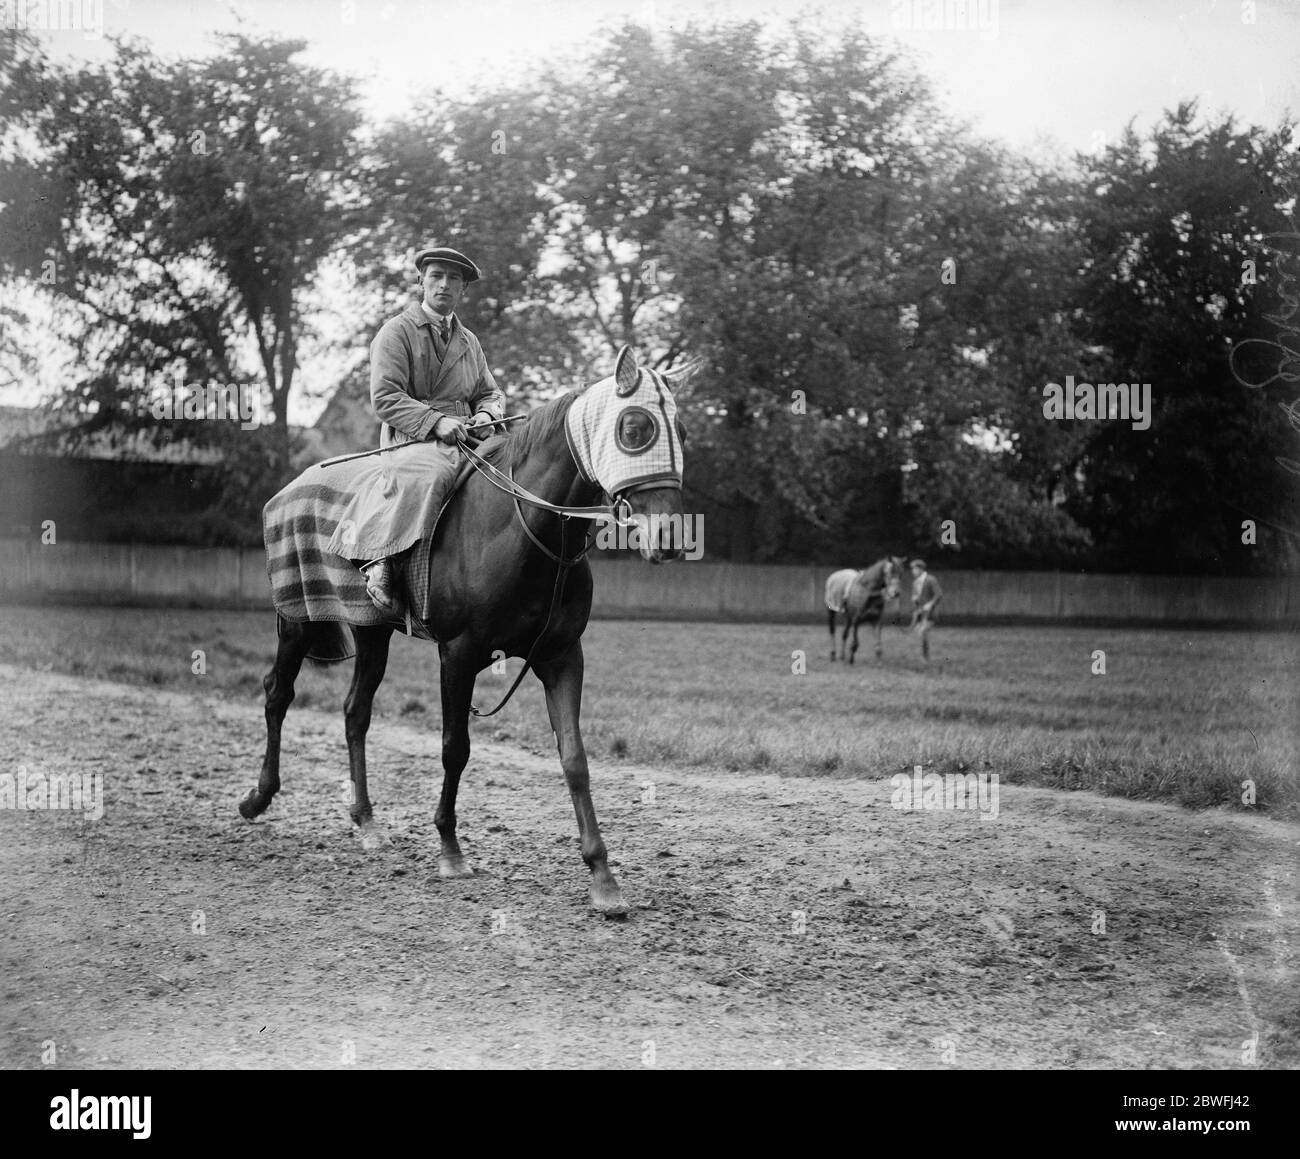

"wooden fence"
[0, 539, 1294, 624]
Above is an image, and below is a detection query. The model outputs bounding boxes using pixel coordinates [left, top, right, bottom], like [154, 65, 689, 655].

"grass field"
[1, 604, 1296, 818]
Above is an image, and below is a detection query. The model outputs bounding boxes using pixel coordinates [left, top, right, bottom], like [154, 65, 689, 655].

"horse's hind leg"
[240, 617, 310, 820]
[344, 625, 395, 850]
[847, 617, 860, 665]
[535, 642, 626, 917]
[828, 610, 837, 661]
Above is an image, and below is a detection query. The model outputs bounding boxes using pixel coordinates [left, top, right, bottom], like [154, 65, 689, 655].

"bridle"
[883, 559, 901, 601]
[455, 432, 639, 567]
[859, 557, 901, 602]
[454, 424, 656, 717]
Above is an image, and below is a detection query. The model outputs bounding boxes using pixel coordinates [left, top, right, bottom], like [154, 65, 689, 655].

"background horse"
[248, 347, 687, 916]
[826, 557, 903, 663]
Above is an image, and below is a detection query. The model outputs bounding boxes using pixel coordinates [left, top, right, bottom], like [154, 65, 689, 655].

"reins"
[458, 427, 606, 718]
[455, 434, 618, 525]
[468, 541, 572, 718]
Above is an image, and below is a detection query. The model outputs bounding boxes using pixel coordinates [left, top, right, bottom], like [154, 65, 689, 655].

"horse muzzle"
[614, 485, 689, 563]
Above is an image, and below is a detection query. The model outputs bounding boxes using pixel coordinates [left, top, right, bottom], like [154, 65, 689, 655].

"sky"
[16, 0, 1299, 154]
[3, 0, 1298, 418]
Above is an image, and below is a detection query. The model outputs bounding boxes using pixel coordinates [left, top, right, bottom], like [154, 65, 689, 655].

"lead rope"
[468, 446, 595, 718]
[468, 543, 571, 718]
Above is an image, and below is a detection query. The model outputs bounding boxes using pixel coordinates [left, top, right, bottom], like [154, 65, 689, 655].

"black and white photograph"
[1, 0, 1297, 1104]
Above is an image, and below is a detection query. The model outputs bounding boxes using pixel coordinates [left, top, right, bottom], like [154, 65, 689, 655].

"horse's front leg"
[434, 643, 477, 878]
[534, 642, 626, 917]
[874, 616, 884, 659]
[847, 617, 860, 665]
[344, 625, 394, 850]
[828, 609, 838, 661]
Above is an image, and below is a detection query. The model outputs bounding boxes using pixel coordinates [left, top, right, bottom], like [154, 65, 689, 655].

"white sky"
[4, 0, 1298, 418]
[27, 0, 1299, 152]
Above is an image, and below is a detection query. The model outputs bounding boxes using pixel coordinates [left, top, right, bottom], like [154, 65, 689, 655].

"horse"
[826, 557, 904, 663]
[244, 346, 689, 917]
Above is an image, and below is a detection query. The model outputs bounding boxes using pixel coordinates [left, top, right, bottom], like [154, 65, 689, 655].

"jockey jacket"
[369, 302, 505, 447]
[321, 303, 506, 563]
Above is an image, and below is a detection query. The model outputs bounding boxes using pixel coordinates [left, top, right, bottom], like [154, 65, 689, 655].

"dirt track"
[1, 664, 1296, 1069]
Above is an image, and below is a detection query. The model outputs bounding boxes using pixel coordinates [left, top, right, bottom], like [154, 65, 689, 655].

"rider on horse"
[333, 245, 505, 615]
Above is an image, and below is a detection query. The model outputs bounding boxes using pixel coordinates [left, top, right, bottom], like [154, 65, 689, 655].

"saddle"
[264, 435, 505, 644]
[394, 448, 488, 639]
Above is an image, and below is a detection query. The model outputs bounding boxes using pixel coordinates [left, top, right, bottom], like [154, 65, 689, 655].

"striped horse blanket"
[263, 451, 458, 634]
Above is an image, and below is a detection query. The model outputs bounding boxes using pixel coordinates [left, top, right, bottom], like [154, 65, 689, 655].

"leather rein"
[455, 433, 626, 567]
[454, 429, 624, 717]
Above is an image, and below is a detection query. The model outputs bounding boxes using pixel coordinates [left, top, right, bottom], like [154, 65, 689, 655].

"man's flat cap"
[414, 246, 482, 282]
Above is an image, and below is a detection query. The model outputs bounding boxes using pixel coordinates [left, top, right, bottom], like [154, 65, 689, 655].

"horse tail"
[278, 614, 356, 666]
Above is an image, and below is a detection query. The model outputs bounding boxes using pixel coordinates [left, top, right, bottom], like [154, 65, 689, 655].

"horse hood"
[565, 354, 683, 498]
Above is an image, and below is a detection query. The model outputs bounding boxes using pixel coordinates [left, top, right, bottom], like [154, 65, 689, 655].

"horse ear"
[614, 346, 639, 397]
[662, 357, 703, 389]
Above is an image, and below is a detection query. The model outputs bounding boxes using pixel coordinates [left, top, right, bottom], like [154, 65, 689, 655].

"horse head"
[567, 346, 689, 563]
[883, 555, 906, 600]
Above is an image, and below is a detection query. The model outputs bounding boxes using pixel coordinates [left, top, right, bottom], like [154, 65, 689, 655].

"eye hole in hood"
[615, 406, 659, 455]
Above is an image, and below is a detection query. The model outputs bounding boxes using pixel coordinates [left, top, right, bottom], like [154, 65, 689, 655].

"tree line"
[2, 20, 1297, 572]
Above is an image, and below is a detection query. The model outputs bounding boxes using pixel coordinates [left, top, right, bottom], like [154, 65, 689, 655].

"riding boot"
[361, 557, 404, 616]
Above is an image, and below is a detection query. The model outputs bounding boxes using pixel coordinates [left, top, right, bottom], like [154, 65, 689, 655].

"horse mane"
[480, 391, 579, 468]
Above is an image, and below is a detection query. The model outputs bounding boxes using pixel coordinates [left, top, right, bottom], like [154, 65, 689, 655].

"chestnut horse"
[244, 347, 688, 916]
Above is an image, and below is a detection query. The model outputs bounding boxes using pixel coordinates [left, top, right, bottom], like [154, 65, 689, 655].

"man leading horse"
[328, 245, 505, 615]
[826, 556, 904, 663]
[909, 557, 943, 662]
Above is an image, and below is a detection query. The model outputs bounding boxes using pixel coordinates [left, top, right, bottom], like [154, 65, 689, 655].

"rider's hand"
[465, 411, 495, 441]
[431, 415, 467, 445]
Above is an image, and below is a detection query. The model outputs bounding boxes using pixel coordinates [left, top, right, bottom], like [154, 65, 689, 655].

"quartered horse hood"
[565, 347, 684, 499]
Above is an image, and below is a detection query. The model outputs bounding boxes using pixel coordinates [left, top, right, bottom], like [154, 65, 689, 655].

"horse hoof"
[438, 855, 475, 879]
[238, 791, 267, 820]
[358, 823, 391, 851]
[591, 884, 628, 918]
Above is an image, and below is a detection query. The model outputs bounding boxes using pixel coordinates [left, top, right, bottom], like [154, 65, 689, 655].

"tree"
[361, 82, 575, 400]
[1068, 105, 1300, 573]
[1, 31, 370, 477]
